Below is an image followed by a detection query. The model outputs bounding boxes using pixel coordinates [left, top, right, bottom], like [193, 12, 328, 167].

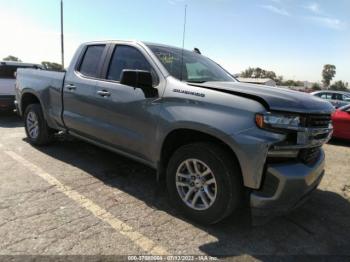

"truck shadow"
[27, 139, 350, 258]
[0, 111, 22, 128]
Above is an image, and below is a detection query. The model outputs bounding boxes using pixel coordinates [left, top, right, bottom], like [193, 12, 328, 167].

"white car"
[311, 90, 350, 109]
[0, 61, 42, 111]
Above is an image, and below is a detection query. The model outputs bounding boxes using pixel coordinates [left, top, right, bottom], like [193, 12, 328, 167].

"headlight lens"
[256, 113, 300, 130]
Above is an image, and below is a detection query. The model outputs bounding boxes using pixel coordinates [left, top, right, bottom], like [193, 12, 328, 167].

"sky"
[0, 0, 349, 83]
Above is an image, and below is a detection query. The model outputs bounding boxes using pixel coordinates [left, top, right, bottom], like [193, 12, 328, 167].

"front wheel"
[24, 104, 53, 146]
[166, 142, 243, 225]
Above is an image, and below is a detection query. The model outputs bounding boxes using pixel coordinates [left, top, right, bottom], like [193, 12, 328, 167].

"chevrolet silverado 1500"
[15, 41, 334, 224]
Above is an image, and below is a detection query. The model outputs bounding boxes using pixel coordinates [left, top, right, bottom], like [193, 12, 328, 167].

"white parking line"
[2, 145, 169, 255]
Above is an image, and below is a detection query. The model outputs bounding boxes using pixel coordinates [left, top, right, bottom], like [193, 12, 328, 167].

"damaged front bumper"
[250, 147, 325, 217]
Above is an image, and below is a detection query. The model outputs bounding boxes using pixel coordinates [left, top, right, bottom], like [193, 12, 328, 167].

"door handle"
[97, 90, 111, 97]
[65, 84, 76, 91]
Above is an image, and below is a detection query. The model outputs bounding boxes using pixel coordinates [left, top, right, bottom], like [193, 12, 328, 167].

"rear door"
[63, 44, 109, 138]
[91, 44, 162, 162]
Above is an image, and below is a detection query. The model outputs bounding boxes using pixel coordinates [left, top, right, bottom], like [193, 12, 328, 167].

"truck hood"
[190, 81, 334, 114]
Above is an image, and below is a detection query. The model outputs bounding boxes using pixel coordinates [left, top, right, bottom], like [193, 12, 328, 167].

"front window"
[107, 45, 155, 83]
[147, 45, 235, 83]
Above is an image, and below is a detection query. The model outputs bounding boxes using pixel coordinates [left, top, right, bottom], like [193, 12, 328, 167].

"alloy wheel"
[175, 159, 217, 211]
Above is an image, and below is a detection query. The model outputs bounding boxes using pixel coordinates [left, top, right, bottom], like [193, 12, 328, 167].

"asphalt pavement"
[0, 112, 349, 260]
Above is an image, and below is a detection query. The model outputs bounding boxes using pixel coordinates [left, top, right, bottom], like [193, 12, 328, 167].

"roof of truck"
[83, 40, 183, 51]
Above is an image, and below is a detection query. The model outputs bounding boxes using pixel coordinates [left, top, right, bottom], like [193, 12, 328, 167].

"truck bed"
[16, 68, 65, 91]
[16, 68, 66, 128]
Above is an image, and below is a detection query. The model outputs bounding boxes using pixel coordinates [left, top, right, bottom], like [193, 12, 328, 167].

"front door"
[92, 44, 162, 163]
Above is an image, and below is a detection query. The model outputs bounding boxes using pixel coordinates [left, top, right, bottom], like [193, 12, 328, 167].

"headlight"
[256, 113, 300, 131]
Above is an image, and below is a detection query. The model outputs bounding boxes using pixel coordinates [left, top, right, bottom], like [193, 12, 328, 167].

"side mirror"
[120, 70, 158, 98]
[120, 70, 152, 88]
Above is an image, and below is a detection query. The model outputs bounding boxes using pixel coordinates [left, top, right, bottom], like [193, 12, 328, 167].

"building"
[237, 77, 276, 87]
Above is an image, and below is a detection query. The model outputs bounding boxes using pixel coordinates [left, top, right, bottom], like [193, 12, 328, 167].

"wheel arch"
[158, 128, 243, 183]
[21, 91, 41, 116]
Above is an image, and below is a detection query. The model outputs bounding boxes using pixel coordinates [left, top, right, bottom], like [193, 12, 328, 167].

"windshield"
[147, 44, 235, 83]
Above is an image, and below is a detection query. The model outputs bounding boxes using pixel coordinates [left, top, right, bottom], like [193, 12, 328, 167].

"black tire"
[24, 104, 54, 146]
[166, 142, 243, 225]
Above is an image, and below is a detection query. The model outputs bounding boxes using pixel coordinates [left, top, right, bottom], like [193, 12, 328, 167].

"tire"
[166, 142, 243, 225]
[24, 104, 53, 146]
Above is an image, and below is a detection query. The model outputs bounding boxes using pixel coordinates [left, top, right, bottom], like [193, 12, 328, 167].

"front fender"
[154, 96, 285, 189]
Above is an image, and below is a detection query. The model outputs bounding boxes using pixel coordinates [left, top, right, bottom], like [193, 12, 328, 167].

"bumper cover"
[0, 95, 15, 111]
[250, 148, 325, 216]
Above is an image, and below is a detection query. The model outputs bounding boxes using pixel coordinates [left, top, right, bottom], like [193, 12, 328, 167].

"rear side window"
[107, 45, 153, 82]
[332, 93, 343, 100]
[79, 45, 106, 78]
[0, 65, 17, 79]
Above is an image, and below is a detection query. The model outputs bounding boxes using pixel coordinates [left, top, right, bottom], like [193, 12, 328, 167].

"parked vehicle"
[311, 90, 350, 108]
[15, 41, 334, 224]
[0, 61, 42, 111]
[332, 104, 350, 140]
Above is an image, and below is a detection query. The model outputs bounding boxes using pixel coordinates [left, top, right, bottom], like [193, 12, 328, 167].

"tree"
[41, 61, 63, 71]
[240, 67, 277, 81]
[3, 55, 22, 62]
[330, 81, 349, 91]
[312, 83, 322, 90]
[281, 80, 304, 87]
[322, 64, 336, 88]
[276, 75, 284, 86]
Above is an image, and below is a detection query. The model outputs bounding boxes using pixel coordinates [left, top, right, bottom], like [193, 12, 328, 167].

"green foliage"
[322, 64, 336, 87]
[330, 80, 349, 91]
[41, 61, 63, 71]
[3, 55, 22, 62]
[240, 67, 277, 80]
[312, 83, 322, 90]
[275, 75, 284, 85]
[281, 79, 304, 87]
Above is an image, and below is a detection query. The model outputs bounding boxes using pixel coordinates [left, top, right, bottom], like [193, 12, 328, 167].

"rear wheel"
[24, 104, 53, 146]
[166, 142, 243, 224]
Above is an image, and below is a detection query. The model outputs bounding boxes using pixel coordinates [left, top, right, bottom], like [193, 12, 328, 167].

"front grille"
[302, 114, 332, 128]
[299, 147, 321, 165]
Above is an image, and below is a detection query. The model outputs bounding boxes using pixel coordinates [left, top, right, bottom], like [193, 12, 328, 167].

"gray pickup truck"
[15, 40, 334, 224]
